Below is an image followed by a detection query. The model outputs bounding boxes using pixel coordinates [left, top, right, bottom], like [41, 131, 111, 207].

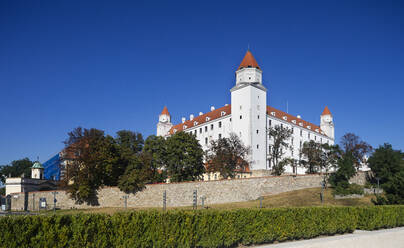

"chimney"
[190, 114, 194, 120]
[199, 112, 203, 116]
[297, 115, 301, 119]
[210, 106, 215, 111]
[181, 117, 186, 123]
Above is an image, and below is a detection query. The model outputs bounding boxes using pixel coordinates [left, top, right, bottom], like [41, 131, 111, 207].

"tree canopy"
[340, 133, 372, 170]
[0, 158, 33, 184]
[368, 143, 404, 205]
[267, 125, 293, 175]
[205, 133, 250, 179]
[164, 132, 205, 182]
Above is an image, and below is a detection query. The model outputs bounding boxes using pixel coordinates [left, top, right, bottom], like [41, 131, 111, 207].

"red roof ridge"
[238, 50, 260, 70]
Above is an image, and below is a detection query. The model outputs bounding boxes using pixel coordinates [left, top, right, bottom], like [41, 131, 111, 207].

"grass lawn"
[47, 187, 376, 215]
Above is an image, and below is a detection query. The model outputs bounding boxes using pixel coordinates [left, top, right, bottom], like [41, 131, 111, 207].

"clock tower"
[320, 106, 334, 139]
[157, 106, 173, 137]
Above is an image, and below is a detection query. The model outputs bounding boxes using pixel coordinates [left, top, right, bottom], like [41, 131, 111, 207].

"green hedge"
[0, 206, 403, 248]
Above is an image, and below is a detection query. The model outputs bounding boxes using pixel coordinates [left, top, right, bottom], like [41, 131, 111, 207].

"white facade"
[156, 51, 335, 174]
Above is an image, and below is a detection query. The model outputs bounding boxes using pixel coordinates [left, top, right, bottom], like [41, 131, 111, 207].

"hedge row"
[0, 206, 403, 248]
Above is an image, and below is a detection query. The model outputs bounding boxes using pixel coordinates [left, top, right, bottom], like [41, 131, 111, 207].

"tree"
[319, 144, 341, 186]
[329, 152, 356, 188]
[267, 125, 293, 174]
[205, 133, 250, 179]
[165, 132, 205, 182]
[111, 131, 145, 185]
[0, 158, 33, 184]
[301, 141, 322, 174]
[118, 153, 154, 194]
[61, 127, 117, 205]
[340, 133, 372, 171]
[368, 143, 404, 205]
[143, 135, 167, 183]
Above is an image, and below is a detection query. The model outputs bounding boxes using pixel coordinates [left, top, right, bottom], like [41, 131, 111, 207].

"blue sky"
[0, 0, 403, 165]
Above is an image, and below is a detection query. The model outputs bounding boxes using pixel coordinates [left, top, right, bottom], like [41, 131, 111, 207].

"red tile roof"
[169, 105, 231, 134]
[238, 50, 260, 70]
[321, 106, 332, 116]
[161, 106, 170, 116]
[169, 104, 328, 137]
[266, 106, 326, 136]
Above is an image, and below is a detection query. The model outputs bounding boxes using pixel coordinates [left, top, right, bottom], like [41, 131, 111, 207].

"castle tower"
[157, 106, 173, 136]
[31, 161, 44, 179]
[231, 50, 267, 170]
[320, 106, 334, 139]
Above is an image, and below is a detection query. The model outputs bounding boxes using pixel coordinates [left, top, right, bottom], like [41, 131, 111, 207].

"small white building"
[157, 50, 334, 175]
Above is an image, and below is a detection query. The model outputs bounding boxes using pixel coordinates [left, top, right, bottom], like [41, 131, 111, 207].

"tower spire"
[238, 50, 260, 70]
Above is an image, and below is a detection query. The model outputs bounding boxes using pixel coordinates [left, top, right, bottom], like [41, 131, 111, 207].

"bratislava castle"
[157, 51, 334, 174]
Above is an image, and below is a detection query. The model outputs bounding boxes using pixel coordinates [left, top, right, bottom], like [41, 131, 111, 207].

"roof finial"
[37, 156, 39, 162]
[247, 43, 250, 51]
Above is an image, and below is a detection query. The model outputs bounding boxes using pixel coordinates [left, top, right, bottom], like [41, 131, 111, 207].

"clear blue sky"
[1, 0, 403, 165]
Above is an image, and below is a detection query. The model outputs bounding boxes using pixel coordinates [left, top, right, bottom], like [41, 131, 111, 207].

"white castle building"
[157, 51, 334, 174]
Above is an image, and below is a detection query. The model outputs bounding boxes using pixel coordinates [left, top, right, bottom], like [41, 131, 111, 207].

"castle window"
[194, 130, 197, 136]
[281, 124, 283, 129]
[240, 105, 242, 110]
[314, 136, 317, 141]
[269, 120, 272, 126]
[205, 137, 208, 145]
[205, 126, 208, 132]
[219, 121, 222, 128]
[308, 133, 310, 139]
[240, 115, 242, 119]
[211, 124, 213, 130]
[292, 128, 294, 133]
[300, 130, 302, 137]
[256, 130, 259, 134]
[230, 118, 232, 122]
[257, 144, 259, 149]
[219, 133, 222, 139]
[257, 115, 260, 119]
[321, 138, 323, 143]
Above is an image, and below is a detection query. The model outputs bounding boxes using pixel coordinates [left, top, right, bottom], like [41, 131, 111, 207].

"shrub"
[0, 206, 403, 247]
[333, 183, 364, 196]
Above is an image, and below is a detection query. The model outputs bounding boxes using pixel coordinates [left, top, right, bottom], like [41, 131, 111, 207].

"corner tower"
[320, 106, 334, 139]
[231, 50, 267, 170]
[157, 106, 173, 137]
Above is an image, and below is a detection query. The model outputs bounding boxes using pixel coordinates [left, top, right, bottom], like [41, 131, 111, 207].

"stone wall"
[9, 172, 367, 211]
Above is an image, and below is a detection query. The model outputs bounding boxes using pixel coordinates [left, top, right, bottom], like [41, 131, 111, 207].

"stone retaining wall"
[9, 172, 367, 211]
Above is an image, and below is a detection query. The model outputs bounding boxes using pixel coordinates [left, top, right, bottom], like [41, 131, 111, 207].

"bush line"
[0, 206, 403, 248]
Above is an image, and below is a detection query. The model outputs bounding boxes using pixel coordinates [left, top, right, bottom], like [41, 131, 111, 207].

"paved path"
[259, 227, 404, 248]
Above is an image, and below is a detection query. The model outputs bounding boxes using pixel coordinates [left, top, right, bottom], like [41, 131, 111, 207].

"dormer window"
[292, 120, 296, 124]
[307, 126, 311, 130]
[283, 116, 287, 120]
[194, 121, 198, 126]
[183, 125, 187, 130]
[221, 111, 226, 116]
[315, 129, 319, 132]
[206, 117, 210, 122]
[271, 112, 276, 116]
[299, 123, 303, 127]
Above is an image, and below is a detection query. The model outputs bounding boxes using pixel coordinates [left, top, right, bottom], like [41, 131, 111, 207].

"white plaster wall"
[236, 68, 262, 84]
[231, 85, 267, 170]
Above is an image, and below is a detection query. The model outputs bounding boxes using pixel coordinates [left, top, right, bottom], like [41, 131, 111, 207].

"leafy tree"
[340, 133, 372, 171]
[328, 152, 358, 195]
[368, 143, 404, 205]
[301, 141, 322, 174]
[165, 132, 204, 182]
[61, 127, 117, 205]
[0, 187, 5, 196]
[272, 158, 294, 176]
[110, 131, 145, 185]
[319, 144, 341, 186]
[143, 135, 167, 182]
[205, 133, 250, 179]
[118, 153, 154, 194]
[0, 158, 33, 184]
[267, 125, 293, 174]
